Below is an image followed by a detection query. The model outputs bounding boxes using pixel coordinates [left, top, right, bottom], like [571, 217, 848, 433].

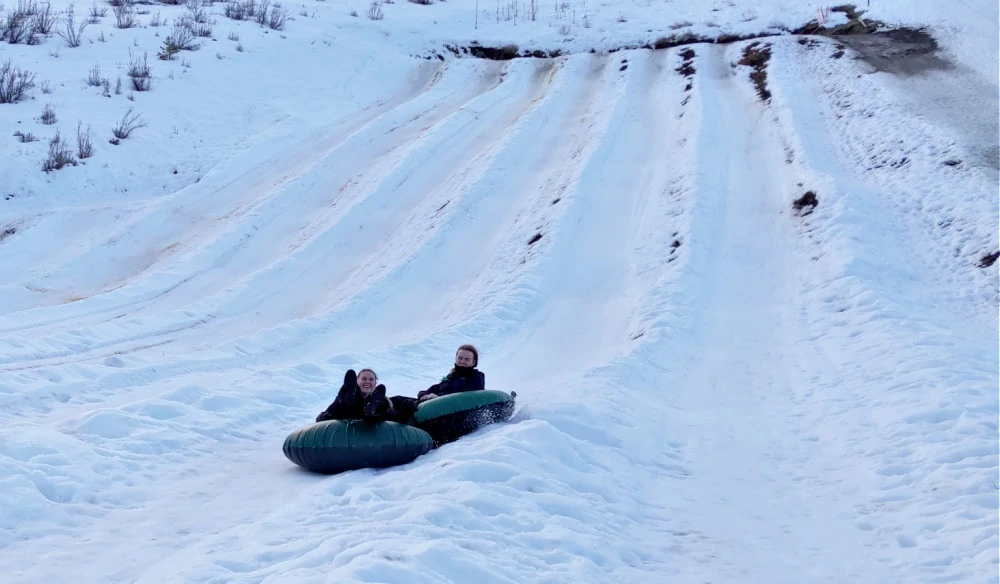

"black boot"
[337, 369, 360, 408]
[363, 384, 393, 420]
[390, 396, 419, 421]
[343, 369, 358, 389]
[317, 369, 361, 422]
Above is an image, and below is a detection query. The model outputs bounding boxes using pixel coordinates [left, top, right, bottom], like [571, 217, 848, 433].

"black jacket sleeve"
[316, 401, 346, 422]
[421, 369, 486, 398]
[315, 392, 362, 422]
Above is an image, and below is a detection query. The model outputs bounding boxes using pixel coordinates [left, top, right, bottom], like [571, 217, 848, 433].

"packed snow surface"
[0, 0, 996, 582]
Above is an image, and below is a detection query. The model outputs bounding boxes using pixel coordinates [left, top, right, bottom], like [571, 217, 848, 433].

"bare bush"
[253, 0, 269, 25]
[222, 0, 242, 19]
[86, 63, 102, 86]
[15, 0, 40, 16]
[113, 0, 137, 28]
[266, 2, 286, 29]
[0, 59, 35, 103]
[185, 0, 209, 23]
[157, 21, 197, 59]
[40, 102, 56, 124]
[33, 1, 56, 34]
[127, 49, 151, 91]
[42, 130, 77, 172]
[367, 0, 382, 20]
[166, 10, 210, 39]
[14, 130, 38, 142]
[88, 1, 105, 22]
[3, 3, 40, 44]
[170, 20, 197, 47]
[188, 18, 212, 36]
[58, 4, 89, 46]
[223, 0, 256, 20]
[110, 106, 146, 141]
[149, 10, 162, 26]
[76, 121, 93, 158]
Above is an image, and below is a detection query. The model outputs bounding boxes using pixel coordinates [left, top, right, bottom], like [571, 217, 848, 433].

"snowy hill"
[0, 0, 997, 582]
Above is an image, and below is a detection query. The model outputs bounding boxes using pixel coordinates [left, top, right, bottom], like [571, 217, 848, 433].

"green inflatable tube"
[411, 390, 516, 446]
[283, 419, 434, 474]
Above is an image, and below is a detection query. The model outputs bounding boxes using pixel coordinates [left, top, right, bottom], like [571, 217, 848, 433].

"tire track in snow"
[481, 49, 697, 580]
[786, 38, 997, 322]
[765, 38, 999, 583]
[2, 40, 994, 584]
[644, 43, 899, 583]
[182, 57, 567, 341]
[458, 49, 693, 385]
[256, 50, 699, 583]
[296, 49, 703, 581]
[0, 60, 515, 369]
[0, 59, 564, 421]
[0, 60, 449, 319]
[274, 53, 618, 353]
[0, 59, 470, 333]
[0, 51, 681, 584]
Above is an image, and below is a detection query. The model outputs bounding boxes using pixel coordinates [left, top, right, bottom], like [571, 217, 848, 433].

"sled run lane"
[0, 39, 996, 584]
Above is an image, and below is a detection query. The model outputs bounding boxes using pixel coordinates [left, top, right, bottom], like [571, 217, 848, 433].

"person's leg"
[362, 384, 394, 420]
[388, 396, 419, 422]
[337, 369, 360, 407]
[317, 369, 360, 421]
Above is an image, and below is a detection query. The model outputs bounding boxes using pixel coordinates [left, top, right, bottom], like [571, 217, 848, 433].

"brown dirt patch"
[738, 42, 773, 101]
[836, 28, 949, 76]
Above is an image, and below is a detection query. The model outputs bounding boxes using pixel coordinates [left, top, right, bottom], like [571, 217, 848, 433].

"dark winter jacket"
[417, 366, 486, 400]
[316, 388, 418, 424]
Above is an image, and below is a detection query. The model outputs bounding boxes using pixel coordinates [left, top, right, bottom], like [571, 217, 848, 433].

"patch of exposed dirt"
[836, 28, 949, 76]
[425, 5, 929, 66]
[793, 3, 884, 35]
[440, 43, 564, 60]
[821, 25, 997, 173]
[738, 42, 773, 102]
[978, 251, 999, 268]
[676, 47, 696, 78]
[678, 48, 695, 93]
[792, 191, 819, 216]
[431, 30, 783, 61]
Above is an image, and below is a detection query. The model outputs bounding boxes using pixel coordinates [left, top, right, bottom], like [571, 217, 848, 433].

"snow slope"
[0, 0, 997, 582]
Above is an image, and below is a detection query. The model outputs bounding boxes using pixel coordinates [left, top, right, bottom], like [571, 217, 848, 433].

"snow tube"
[283, 420, 434, 474]
[411, 390, 516, 446]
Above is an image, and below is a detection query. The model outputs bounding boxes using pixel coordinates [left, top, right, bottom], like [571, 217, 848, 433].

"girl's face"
[358, 370, 378, 394]
[455, 349, 476, 368]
